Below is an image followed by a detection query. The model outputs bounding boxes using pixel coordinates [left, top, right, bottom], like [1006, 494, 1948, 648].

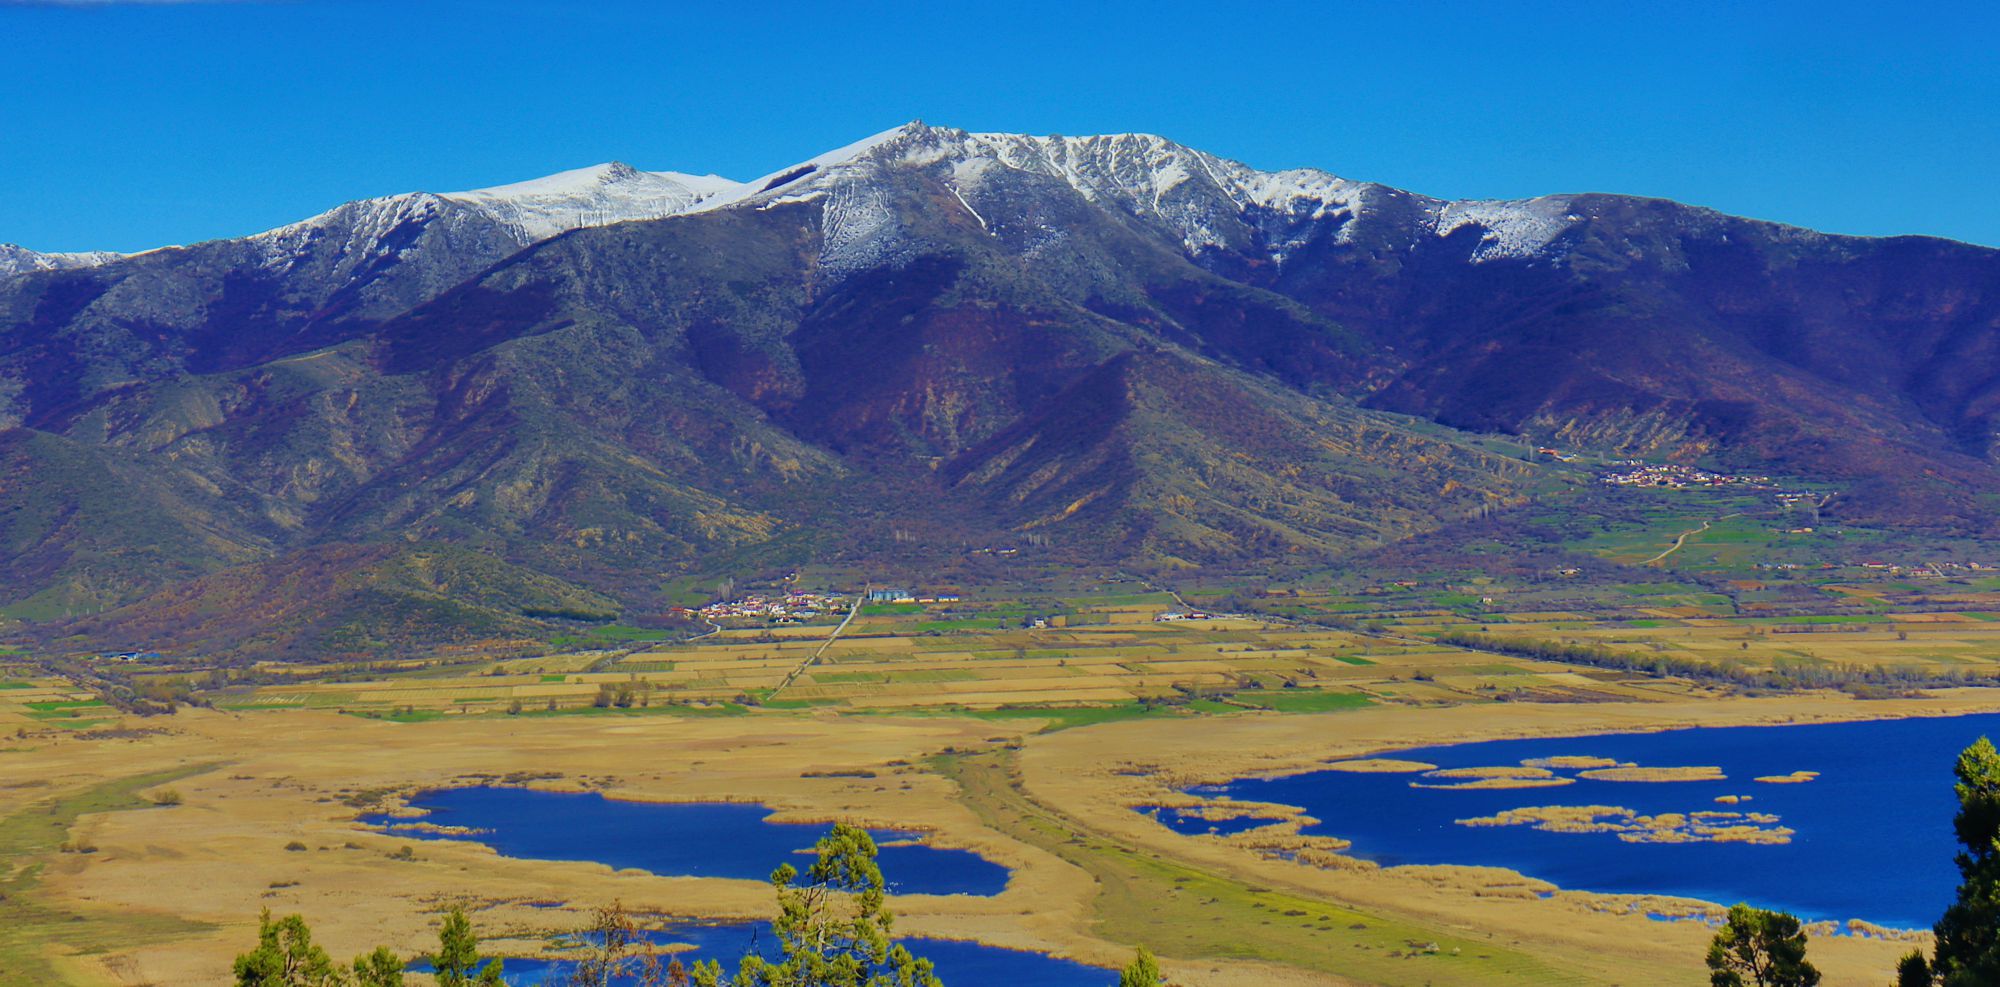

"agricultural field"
[1199, 482, 2000, 689]
[0, 668, 112, 732]
[193, 587, 1701, 723]
[1418, 610, 2000, 678]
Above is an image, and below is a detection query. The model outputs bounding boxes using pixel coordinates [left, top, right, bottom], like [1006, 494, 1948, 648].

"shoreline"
[1141, 700, 1996, 931]
[1024, 691, 2000, 982]
[364, 784, 1012, 873]
[1155, 692, 2000, 788]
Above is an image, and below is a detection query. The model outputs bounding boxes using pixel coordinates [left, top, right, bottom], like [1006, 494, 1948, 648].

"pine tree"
[1927, 737, 2000, 984]
[234, 910, 348, 987]
[431, 906, 505, 986]
[1703, 904, 1819, 987]
[732, 823, 942, 987]
[231, 910, 413, 987]
[351, 947, 404, 987]
[1899, 950, 1934, 987]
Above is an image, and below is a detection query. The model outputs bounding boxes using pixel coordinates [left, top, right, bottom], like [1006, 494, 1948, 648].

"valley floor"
[5, 686, 1992, 986]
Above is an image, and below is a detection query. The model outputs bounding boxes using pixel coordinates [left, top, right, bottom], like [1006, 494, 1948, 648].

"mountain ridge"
[4, 122, 1998, 661]
[12, 121, 1981, 286]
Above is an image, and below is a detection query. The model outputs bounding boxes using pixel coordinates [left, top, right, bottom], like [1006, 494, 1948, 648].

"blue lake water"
[412, 921, 1116, 987]
[1150, 713, 2000, 928]
[360, 787, 1010, 896]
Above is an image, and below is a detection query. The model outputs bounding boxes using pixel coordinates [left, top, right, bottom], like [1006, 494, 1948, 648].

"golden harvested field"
[6, 668, 1992, 987]
[1421, 609, 2000, 673]
[215, 599, 1703, 721]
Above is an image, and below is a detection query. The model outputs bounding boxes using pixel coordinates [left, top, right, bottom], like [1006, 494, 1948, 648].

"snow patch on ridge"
[912, 131, 1247, 250]
[246, 162, 747, 267]
[0, 243, 126, 277]
[249, 193, 451, 268]
[441, 162, 739, 241]
[704, 124, 1394, 263]
[695, 123, 921, 215]
[816, 178, 911, 279]
[933, 130, 1382, 259]
[1432, 197, 1578, 262]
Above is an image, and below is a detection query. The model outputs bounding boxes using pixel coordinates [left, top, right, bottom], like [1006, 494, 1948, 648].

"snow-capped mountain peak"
[0, 243, 126, 277]
[10, 123, 1588, 285]
[217, 160, 755, 304]
[689, 122, 1400, 267]
[738, 122, 1584, 265]
[440, 162, 741, 241]
[246, 161, 746, 258]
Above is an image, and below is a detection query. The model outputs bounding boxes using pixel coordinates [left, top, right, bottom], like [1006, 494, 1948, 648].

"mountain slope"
[4, 121, 1999, 658]
[942, 351, 1526, 561]
[53, 543, 620, 661]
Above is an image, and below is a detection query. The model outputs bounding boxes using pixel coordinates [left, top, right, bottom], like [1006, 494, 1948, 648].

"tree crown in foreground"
[1119, 946, 1163, 986]
[1909, 736, 2000, 985]
[1703, 903, 1819, 987]
[723, 822, 942, 987]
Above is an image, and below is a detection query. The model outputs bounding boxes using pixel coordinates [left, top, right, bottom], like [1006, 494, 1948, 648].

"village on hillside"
[681, 586, 967, 626]
[1596, 461, 1820, 506]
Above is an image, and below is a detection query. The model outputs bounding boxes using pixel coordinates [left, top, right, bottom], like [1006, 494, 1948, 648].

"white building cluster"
[695, 591, 848, 623]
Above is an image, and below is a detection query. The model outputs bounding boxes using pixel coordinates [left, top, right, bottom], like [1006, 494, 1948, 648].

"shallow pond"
[1149, 713, 2000, 928]
[415, 921, 1115, 987]
[362, 786, 1009, 896]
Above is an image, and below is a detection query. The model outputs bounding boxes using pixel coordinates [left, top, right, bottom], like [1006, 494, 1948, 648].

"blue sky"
[4, 0, 1996, 252]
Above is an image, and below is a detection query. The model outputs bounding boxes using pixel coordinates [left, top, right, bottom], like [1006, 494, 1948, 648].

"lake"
[413, 920, 1117, 987]
[360, 786, 1010, 896]
[1148, 712, 2000, 928]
